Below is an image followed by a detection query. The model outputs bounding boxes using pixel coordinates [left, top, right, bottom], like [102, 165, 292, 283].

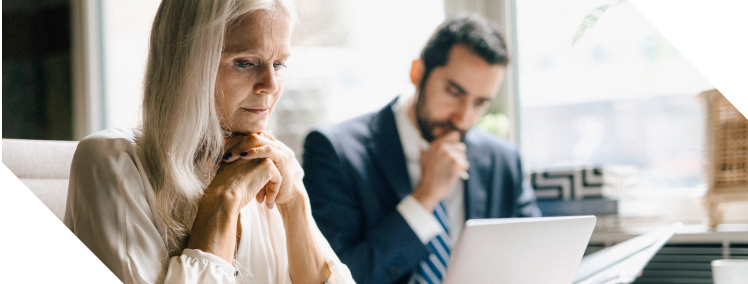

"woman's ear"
[410, 59, 425, 88]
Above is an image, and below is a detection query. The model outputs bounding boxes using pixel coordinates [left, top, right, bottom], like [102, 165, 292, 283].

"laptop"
[572, 222, 682, 284]
[442, 215, 596, 284]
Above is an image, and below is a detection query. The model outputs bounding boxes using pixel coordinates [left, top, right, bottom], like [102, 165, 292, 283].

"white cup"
[711, 259, 748, 284]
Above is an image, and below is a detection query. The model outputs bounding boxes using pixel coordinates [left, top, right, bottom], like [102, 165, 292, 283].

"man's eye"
[447, 88, 460, 97]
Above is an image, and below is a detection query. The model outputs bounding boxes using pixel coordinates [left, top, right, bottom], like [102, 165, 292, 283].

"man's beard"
[414, 88, 468, 143]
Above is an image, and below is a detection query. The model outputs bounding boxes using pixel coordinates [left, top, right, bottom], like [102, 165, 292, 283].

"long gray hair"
[138, 0, 297, 256]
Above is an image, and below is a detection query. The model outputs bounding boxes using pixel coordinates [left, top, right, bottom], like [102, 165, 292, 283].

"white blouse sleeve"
[163, 249, 236, 284]
[64, 129, 236, 284]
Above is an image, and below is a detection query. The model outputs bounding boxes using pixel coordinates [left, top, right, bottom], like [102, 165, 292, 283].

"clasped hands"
[189, 132, 303, 263]
[210, 132, 299, 213]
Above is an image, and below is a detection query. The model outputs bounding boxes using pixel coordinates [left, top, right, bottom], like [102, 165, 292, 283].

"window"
[101, 0, 161, 131]
[271, 0, 445, 158]
[515, 0, 713, 190]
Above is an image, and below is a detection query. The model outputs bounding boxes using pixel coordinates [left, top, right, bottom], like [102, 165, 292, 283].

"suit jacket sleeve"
[303, 130, 429, 284]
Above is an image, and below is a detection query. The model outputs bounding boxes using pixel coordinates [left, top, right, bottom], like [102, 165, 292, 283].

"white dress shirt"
[392, 94, 466, 244]
[64, 128, 355, 284]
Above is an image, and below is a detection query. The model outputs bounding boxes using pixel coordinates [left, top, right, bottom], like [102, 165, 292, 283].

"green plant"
[572, 0, 625, 45]
[476, 112, 511, 139]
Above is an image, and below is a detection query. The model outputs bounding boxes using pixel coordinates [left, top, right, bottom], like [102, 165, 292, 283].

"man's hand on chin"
[412, 131, 469, 211]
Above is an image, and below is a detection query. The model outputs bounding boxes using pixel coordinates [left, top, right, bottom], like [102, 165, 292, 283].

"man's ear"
[410, 59, 425, 88]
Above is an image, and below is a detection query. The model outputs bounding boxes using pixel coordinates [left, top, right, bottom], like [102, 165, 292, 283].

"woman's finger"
[256, 186, 266, 204]
[224, 145, 270, 163]
[226, 145, 279, 164]
[239, 145, 287, 171]
[258, 132, 276, 141]
[223, 134, 276, 163]
[243, 158, 273, 205]
[221, 134, 246, 163]
[249, 132, 275, 146]
[262, 163, 282, 209]
[237, 145, 275, 160]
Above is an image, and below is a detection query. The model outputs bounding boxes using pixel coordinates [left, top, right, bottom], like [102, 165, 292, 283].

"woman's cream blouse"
[64, 128, 355, 284]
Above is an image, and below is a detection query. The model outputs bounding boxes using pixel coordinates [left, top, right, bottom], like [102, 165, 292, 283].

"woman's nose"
[253, 64, 279, 95]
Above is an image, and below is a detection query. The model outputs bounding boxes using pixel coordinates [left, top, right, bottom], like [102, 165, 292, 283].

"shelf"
[590, 224, 748, 244]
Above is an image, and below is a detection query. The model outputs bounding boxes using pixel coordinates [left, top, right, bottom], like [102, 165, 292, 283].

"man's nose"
[253, 64, 279, 95]
[450, 101, 473, 130]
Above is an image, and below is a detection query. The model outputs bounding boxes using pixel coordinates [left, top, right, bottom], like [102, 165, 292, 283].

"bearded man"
[302, 13, 541, 284]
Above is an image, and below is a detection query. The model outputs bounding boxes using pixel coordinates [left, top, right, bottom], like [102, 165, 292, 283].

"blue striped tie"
[412, 201, 452, 284]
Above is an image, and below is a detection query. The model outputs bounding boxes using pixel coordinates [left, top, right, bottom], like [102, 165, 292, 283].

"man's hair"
[419, 13, 509, 88]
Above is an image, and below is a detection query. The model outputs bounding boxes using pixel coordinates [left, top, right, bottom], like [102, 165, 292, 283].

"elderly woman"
[63, 0, 354, 283]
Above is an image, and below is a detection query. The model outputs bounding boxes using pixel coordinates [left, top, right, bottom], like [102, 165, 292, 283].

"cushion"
[2, 139, 79, 221]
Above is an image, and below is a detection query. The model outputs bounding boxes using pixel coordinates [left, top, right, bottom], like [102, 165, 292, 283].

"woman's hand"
[222, 133, 331, 283]
[221, 133, 298, 210]
[205, 133, 331, 283]
[187, 151, 282, 263]
[211, 154, 282, 212]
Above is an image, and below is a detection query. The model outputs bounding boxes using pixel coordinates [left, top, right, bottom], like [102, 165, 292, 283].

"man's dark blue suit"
[302, 97, 540, 284]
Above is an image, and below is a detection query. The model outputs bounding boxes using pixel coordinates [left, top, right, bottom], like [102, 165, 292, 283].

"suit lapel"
[464, 132, 489, 219]
[366, 97, 413, 201]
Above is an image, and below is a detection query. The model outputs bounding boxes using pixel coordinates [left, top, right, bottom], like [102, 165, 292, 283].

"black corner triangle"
[3, 165, 121, 283]
[631, 0, 747, 113]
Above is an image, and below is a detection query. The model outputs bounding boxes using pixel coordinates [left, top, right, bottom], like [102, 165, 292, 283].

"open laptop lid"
[573, 222, 682, 284]
[443, 216, 596, 284]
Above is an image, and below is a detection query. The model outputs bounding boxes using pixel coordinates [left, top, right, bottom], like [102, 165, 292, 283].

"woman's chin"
[228, 121, 267, 135]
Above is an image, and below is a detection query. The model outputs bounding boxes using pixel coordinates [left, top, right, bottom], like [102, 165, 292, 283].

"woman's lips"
[243, 108, 269, 114]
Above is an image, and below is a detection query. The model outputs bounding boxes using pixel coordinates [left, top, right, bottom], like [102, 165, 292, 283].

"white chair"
[2, 139, 79, 221]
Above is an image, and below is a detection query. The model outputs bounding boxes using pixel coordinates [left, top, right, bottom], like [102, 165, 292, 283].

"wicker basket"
[701, 89, 748, 227]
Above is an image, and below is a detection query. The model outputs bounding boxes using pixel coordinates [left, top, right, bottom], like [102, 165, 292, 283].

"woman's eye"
[273, 62, 286, 69]
[235, 61, 254, 68]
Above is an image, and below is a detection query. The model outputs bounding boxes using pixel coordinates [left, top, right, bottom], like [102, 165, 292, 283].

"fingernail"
[222, 153, 232, 160]
[460, 171, 470, 180]
[240, 152, 248, 157]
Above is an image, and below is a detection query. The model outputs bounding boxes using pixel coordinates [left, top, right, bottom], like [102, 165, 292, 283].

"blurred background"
[3, 0, 746, 227]
[4, 1, 748, 282]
